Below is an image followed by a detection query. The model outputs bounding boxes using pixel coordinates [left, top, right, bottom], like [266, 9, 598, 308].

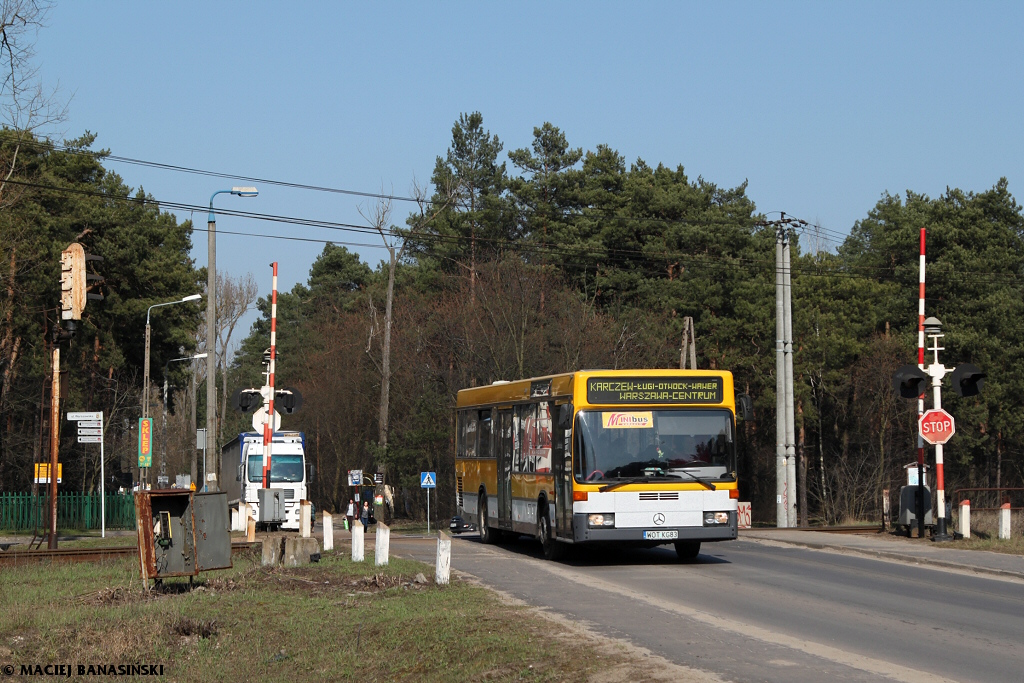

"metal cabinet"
[135, 490, 232, 583]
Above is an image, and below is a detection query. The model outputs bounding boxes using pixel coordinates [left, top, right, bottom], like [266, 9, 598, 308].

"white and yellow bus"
[454, 369, 740, 560]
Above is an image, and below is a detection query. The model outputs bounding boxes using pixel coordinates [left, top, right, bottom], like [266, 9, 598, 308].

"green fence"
[0, 492, 136, 532]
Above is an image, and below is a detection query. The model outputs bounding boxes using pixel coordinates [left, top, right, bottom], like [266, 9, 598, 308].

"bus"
[454, 370, 739, 560]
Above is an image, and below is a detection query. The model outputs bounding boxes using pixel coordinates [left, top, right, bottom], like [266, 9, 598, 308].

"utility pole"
[680, 316, 696, 369]
[774, 228, 786, 527]
[783, 228, 797, 527]
[762, 214, 807, 527]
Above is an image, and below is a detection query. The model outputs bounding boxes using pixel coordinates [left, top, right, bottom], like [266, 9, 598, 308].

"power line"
[7, 175, 1024, 289]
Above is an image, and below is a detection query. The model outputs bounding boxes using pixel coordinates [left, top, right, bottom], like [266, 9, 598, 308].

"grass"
[0, 547, 628, 682]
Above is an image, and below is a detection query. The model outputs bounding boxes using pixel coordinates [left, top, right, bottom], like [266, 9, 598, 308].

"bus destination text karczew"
[587, 377, 723, 404]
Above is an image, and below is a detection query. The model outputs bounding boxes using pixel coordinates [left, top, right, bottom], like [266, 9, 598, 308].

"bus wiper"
[599, 474, 681, 492]
[673, 469, 717, 491]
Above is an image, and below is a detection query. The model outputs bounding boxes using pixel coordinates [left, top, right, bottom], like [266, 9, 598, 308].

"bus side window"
[513, 405, 523, 472]
[456, 411, 464, 458]
[465, 411, 477, 458]
[478, 409, 492, 459]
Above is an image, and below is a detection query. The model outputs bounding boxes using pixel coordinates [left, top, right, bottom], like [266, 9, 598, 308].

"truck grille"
[639, 492, 679, 501]
[283, 489, 295, 500]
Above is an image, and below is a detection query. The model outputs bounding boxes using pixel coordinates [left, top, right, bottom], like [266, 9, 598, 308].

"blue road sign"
[420, 471, 436, 488]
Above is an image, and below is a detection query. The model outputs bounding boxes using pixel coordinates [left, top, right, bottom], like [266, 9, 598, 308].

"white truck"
[221, 431, 312, 531]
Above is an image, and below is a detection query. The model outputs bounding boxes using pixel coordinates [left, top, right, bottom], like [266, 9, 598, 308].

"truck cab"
[221, 431, 310, 530]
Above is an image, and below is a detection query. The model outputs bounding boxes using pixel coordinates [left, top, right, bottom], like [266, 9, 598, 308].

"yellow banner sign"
[34, 463, 62, 484]
[138, 417, 153, 467]
[601, 411, 653, 429]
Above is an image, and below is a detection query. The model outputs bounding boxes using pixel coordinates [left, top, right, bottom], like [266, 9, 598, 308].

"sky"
[33, 2, 1024, 337]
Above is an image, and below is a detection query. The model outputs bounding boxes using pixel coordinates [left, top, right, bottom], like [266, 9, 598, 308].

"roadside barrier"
[958, 500, 970, 539]
[0, 492, 135, 531]
[998, 503, 1011, 540]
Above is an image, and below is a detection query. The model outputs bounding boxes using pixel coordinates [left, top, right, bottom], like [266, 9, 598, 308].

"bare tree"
[0, 0, 67, 205]
[363, 182, 454, 462]
[216, 272, 258, 444]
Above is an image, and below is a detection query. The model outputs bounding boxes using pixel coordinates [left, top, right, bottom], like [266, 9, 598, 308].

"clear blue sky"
[35, 2, 1024, 312]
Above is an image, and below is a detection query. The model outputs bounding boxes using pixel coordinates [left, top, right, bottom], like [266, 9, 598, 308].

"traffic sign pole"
[924, 323, 952, 541]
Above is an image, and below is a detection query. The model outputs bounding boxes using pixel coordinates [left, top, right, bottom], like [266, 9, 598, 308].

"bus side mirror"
[558, 403, 574, 428]
[237, 464, 244, 482]
[307, 464, 316, 483]
[737, 395, 753, 421]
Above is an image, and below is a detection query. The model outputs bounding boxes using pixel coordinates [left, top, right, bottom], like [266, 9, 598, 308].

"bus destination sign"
[587, 376, 723, 405]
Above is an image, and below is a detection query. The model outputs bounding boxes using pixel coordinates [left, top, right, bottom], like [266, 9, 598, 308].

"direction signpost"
[421, 471, 436, 534]
[67, 411, 105, 537]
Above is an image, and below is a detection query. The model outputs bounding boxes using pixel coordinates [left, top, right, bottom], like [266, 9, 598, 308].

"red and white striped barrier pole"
[262, 262, 278, 489]
[916, 228, 927, 538]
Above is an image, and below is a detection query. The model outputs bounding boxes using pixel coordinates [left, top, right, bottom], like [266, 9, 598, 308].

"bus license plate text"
[643, 530, 678, 540]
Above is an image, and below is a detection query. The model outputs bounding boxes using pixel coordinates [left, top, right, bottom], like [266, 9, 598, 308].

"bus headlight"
[587, 513, 615, 528]
[704, 512, 730, 526]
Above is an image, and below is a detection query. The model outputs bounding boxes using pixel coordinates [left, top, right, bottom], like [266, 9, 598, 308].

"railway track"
[0, 541, 261, 566]
[741, 524, 882, 535]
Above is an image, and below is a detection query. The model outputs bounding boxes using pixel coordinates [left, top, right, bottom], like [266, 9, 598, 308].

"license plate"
[643, 530, 678, 540]
[449, 523, 458, 528]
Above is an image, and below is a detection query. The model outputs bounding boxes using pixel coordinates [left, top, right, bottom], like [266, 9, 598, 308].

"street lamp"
[161, 352, 207, 488]
[143, 293, 203, 485]
[206, 187, 258, 491]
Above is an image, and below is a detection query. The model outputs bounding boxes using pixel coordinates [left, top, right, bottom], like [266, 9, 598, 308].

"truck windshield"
[575, 409, 735, 483]
[247, 453, 304, 483]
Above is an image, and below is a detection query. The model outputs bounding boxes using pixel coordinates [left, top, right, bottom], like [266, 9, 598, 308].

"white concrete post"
[300, 500, 312, 538]
[998, 503, 1011, 540]
[352, 520, 364, 562]
[958, 500, 970, 539]
[375, 522, 390, 566]
[323, 511, 334, 551]
[246, 517, 256, 543]
[231, 506, 239, 532]
[436, 530, 451, 585]
[239, 503, 251, 532]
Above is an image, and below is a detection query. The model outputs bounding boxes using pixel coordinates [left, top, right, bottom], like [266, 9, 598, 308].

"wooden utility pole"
[679, 316, 696, 369]
[47, 346, 60, 549]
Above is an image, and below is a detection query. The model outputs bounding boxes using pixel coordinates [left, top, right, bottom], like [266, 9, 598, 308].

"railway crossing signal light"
[892, 364, 929, 399]
[60, 243, 104, 324]
[950, 363, 985, 397]
[276, 388, 303, 414]
[231, 388, 262, 414]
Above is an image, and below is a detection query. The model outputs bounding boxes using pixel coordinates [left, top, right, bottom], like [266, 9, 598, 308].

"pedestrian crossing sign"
[420, 471, 436, 488]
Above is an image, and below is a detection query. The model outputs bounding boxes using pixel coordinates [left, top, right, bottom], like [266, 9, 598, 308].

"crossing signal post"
[49, 244, 103, 548]
[892, 317, 983, 541]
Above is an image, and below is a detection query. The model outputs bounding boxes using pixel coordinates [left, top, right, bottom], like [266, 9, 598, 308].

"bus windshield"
[575, 409, 735, 483]
[247, 453, 304, 483]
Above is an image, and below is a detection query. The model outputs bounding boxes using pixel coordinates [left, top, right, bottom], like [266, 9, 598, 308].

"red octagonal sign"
[919, 409, 955, 445]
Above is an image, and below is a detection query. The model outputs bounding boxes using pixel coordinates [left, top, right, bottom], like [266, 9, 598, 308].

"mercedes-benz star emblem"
[653, 513, 666, 526]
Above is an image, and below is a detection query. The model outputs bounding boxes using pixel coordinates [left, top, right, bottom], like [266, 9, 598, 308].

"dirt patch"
[167, 615, 218, 639]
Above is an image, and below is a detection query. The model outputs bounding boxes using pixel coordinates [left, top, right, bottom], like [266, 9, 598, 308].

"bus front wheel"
[674, 541, 701, 561]
[538, 512, 564, 561]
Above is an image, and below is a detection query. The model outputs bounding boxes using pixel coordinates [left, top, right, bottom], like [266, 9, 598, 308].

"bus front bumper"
[571, 513, 737, 543]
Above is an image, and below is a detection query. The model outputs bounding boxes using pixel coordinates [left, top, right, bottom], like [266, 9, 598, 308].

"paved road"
[392, 533, 1024, 683]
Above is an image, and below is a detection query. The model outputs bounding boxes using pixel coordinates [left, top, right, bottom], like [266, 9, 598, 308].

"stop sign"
[919, 409, 955, 445]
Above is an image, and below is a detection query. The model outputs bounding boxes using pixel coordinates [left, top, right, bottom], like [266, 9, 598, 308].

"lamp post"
[161, 353, 207, 487]
[143, 294, 203, 485]
[206, 187, 258, 491]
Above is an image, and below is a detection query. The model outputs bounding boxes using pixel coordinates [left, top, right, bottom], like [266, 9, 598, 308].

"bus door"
[497, 409, 513, 530]
[552, 403, 573, 538]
